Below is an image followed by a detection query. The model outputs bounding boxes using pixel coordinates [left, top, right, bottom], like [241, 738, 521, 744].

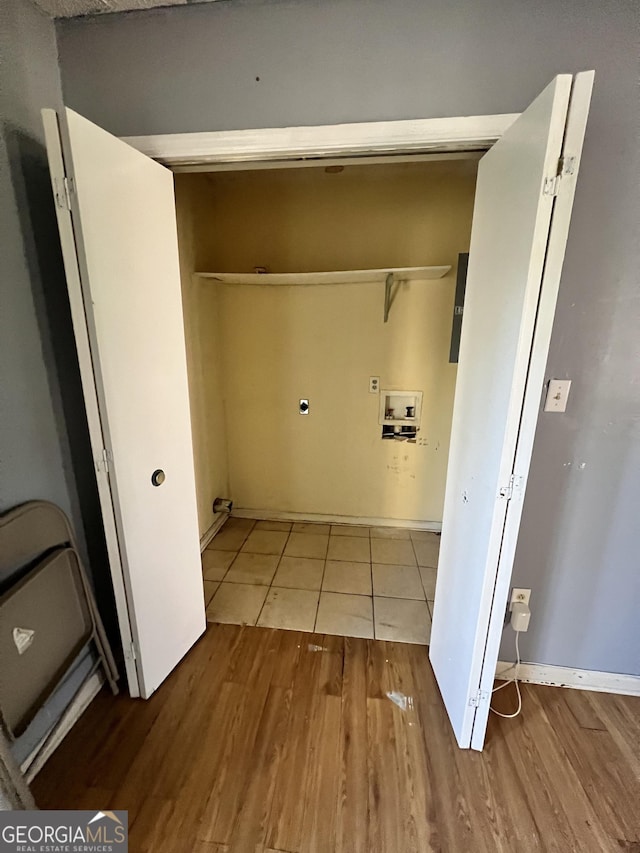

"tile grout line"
[313, 539, 330, 633]
[253, 526, 291, 626]
[409, 535, 427, 602]
[213, 517, 255, 588]
[410, 532, 438, 629]
[367, 523, 375, 639]
[416, 561, 430, 604]
[370, 557, 377, 640]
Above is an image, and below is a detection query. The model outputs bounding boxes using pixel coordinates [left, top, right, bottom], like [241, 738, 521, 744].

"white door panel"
[429, 75, 580, 748]
[43, 108, 205, 698]
[468, 71, 594, 749]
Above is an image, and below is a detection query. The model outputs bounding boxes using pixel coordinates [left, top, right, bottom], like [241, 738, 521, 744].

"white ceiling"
[33, 0, 221, 18]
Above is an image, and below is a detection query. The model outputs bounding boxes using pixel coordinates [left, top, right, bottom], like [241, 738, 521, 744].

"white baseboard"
[22, 671, 104, 781]
[200, 512, 229, 552]
[496, 660, 640, 697]
[231, 508, 442, 532]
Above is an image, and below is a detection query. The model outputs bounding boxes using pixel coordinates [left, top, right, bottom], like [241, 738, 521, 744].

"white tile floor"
[202, 517, 439, 645]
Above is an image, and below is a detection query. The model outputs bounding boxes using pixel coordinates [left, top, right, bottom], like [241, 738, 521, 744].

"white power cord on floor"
[490, 630, 523, 719]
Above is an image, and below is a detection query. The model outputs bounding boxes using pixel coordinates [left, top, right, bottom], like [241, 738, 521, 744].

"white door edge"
[469, 71, 595, 750]
[41, 108, 141, 697]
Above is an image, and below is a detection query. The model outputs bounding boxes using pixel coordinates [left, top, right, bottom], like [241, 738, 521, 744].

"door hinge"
[469, 689, 490, 708]
[543, 155, 576, 197]
[54, 175, 74, 210]
[498, 474, 523, 501]
[96, 447, 112, 474]
[543, 175, 561, 197]
[124, 641, 137, 662]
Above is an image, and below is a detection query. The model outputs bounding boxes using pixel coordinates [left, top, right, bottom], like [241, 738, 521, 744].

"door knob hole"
[151, 469, 165, 487]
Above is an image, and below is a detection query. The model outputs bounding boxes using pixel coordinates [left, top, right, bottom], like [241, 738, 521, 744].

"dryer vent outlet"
[213, 498, 233, 514]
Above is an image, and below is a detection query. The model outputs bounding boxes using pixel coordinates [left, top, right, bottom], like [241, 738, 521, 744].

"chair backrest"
[0, 548, 93, 737]
[0, 501, 75, 588]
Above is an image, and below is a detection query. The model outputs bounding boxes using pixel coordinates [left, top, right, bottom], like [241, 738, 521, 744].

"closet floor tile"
[241, 529, 289, 555]
[372, 563, 425, 600]
[254, 520, 292, 532]
[284, 532, 329, 559]
[370, 526, 411, 540]
[370, 538, 417, 566]
[225, 517, 256, 532]
[208, 526, 250, 551]
[374, 597, 431, 645]
[204, 518, 437, 641]
[272, 556, 325, 590]
[326, 535, 371, 563]
[315, 592, 374, 639]
[419, 566, 438, 599]
[206, 582, 268, 626]
[330, 525, 370, 538]
[410, 529, 439, 542]
[224, 552, 279, 585]
[203, 580, 219, 605]
[292, 522, 331, 534]
[413, 537, 440, 568]
[202, 549, 235, 581]
[257, 587, 319, 632]
[322, 560, 372, 595]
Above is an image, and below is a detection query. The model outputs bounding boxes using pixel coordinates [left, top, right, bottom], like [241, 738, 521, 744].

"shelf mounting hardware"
[384, 272, 395, 323]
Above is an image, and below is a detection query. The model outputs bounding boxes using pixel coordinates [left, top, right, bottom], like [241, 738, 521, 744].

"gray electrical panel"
[449, 253, 469, 363]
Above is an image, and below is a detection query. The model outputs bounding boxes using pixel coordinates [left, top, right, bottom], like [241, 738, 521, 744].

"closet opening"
[45, 78, 591, 742]
[176, 156, 479, 642]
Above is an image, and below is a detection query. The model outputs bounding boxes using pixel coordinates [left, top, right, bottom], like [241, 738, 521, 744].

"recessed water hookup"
[379, 390, 423, 440]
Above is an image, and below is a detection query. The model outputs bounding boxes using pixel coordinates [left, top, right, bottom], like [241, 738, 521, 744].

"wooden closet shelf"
[195, 266, 452, 286]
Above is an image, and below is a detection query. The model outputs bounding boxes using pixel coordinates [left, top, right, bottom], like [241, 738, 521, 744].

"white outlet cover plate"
[369, 376, 380, 394]
[510, 588, 531, 610]
[544, 379, 571, 412]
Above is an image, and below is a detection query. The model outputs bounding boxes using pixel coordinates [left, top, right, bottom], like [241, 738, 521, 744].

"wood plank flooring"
[32, 624, 640, 852]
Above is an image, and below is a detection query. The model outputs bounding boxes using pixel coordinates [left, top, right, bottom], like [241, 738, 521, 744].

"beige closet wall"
[182, 161, 476, 523]
[175, 178, 230, 536]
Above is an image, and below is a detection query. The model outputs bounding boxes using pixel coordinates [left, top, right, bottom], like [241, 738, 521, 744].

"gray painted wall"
[55, 0, 639, 675]
[0, 0, 76, 526]
[0, 0, 121, 766]
[1, 0, 119, 637]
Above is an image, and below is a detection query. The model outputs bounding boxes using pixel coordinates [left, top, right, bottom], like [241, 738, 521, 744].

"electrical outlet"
[369, 376, 380, 394]
[510, 588, 531, 610]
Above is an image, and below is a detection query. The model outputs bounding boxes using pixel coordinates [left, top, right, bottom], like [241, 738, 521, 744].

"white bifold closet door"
[429, 72, 593, 750]
[43, 108, 205, 699]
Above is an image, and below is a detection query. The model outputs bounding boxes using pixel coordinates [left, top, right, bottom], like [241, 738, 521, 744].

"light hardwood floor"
[33, 624, 640, 852]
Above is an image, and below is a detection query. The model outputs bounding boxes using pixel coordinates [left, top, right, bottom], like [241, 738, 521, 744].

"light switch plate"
[544, 379, 571, 412]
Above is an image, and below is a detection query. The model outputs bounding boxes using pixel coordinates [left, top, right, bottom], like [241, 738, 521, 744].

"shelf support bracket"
[384, 272, 394, 323]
